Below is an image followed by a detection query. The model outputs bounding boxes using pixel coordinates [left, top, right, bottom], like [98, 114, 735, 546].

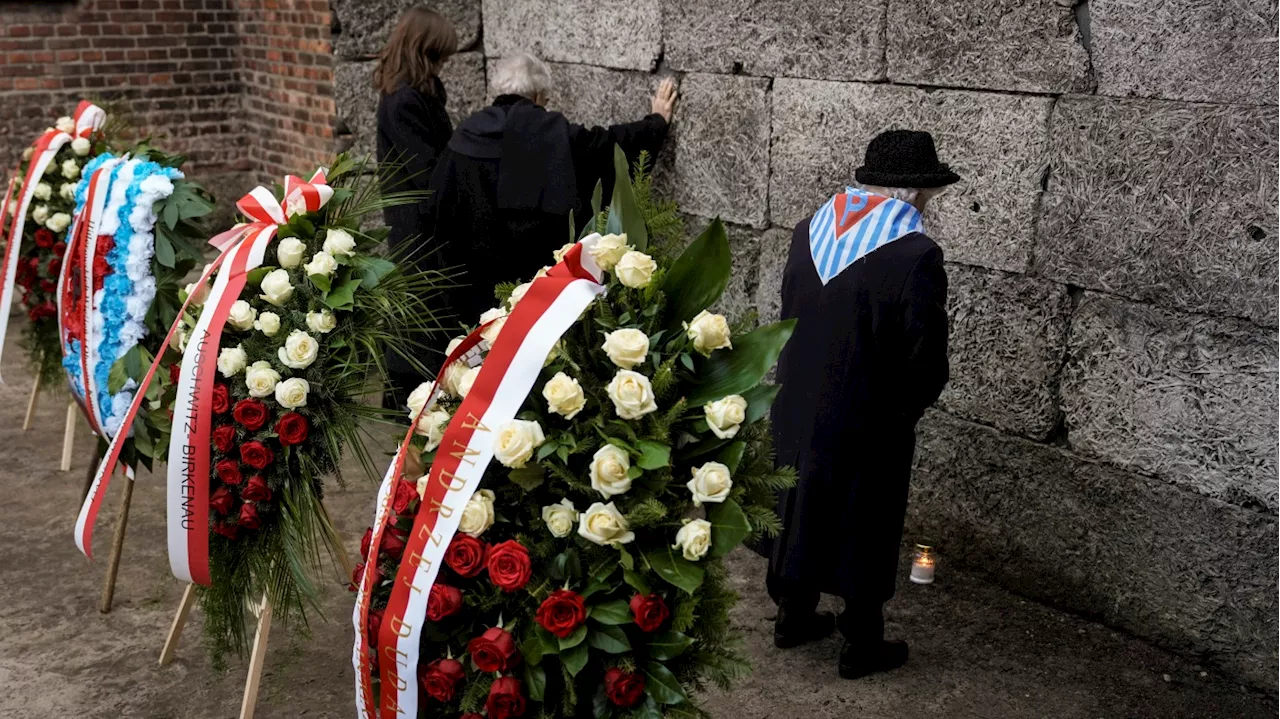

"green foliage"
[660, 219, 731, 330]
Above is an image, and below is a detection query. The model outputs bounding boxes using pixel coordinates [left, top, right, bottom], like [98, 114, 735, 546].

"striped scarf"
[808, 187, 924, 285]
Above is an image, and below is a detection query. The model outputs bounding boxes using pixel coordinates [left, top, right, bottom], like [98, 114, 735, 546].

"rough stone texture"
[910, 411, 1280, 688]
[1090, 0, 1279, 105]
[332, 0, 482, 59]
[1036, 96, 1279, 326]
[1060, 293, 1279, 512]
[770, 80, 1053, 272]
[753, 228, 794, 326]
[886, 0, 1092, 94]
[938, 265, 1071, 439]
[662, 0, 887, 81]
[482, 0, 662, 70]
[542, 62, 657, 129]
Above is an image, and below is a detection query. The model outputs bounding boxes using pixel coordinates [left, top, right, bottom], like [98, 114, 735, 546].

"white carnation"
[46, 212, 71, 233]
[61, 159, 80, 180]
[33, 182, 51, 201]
[71, 137, 91, 156]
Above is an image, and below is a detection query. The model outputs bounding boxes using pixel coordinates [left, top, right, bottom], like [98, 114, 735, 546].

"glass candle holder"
[910, 544, 936, 585]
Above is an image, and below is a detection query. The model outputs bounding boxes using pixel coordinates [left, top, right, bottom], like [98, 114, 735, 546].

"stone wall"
[331, 0, 1279, 687]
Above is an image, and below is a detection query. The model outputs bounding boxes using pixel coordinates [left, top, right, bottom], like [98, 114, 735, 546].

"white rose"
[588, 233, 630, 270]
[687, 462, 733, 506]
[456, 366, 480, 398]
[479, 307, 508, 345]
[406, 382, 435, 419]
[227, 300, 257, 330]
[415, 474, 430, 500]
[590, 444, 633, 498]
[322, 228, 356, 256]
[171, 326, 189, 353]
[55, 116, 75, 133]
[304, 251, 337, 278]
[542, 371, 586, 419]
[244, 360, 281, 398]
[416, 408, 451, 451]
[534, 266, 551, 279]
[71, 137, 91, 156]
[59, 183, 76, 201]
[276, 237, 305, 268]
[61, 159, 80, 180]
[578, 501, 635, 546]
[553, 242, 576, 263]
[254, 311, 281, 336]
[704, 394, 748, 439]
[33, 182, 51, 201]
[259, 268, 294, 306]
[459, 489, 496, 537]
[46, 212, 71, 233]
[542, 499, 578, 538]
[606, 370, 657, 420]
[507, 281, 531, 309]
[22, 146, 33, 161]
[493, 419, 545, 469]
[601, 328, 649, 369]
[442, 360, 469, 398]
[685, 310, 733, 356]
[217, 344, 248, 377]
[44, 157, 58, 176]
[31, 205, 49, 224]
[614, 250, 657, 289]
[673, 518, 713, 561]
[183, 281, 209, 306]
[275, 377, 310, 408]
[305, 310, 337, 334]
[277, 329, 319, 369]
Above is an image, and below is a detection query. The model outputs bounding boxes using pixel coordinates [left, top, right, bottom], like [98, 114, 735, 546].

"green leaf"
[635, 440, 671, 470]
[536, 441, 559, 461]
[593, 684, 611, 719]
[353, 256, 396, 289]
[309, 272, 332, 293]
[680, 353, 695, 372]
[648, 631, 694, 661]
[609, 146, 647, 251]
[162, 197, 180, 229]
[536, 625, 561, 657]
[708, 499, 751, 558]
[589, 599, 632, 625]
[246, 266, 274, 287]
[661, 218, 731, 329]
[558, 623, 588, 650]
[562, 641, 589, 677]
[638, 696, 663, 719]
[645, 548, 705, 595]
[618, 546, 635, 571]
[508, 464, 545, 491]
[625, 465, 643, 480]
[324, 277, 362, 309]
[523, 663, 547, 702]
[588, 624, 631, 654]
[581, 576, 610, 599]
[154, 229, 176, 268]
[522, 633, 547, 666]
[715, 442, 746, 474]
[623, 568, 651, 595]
[107, 356, 130, 394]
[568, 209, 577, 245]
[591, 179, 603, 220]
[686, 320, 797, 407]
[741, 383, 781, 424]
[642, 662, 687, 705]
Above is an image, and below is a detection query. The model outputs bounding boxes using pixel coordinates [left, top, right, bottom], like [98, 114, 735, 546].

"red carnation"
[426, 583, 463, 622]
[211, 384, 229, 413]
[34, 229, 54, 248]
[239, 441, 273, 469]
[486, 540, 532, 593]
[169, 363, 181, 385]
[604, 667, 645, 708]
[213, 521, 238, 540]
[444, 534, 487, 578]
[46, 256, 61, 275]
[485, 676, 526, 719]
[382, 531, 406, 560]
[52, 240, 66, 258]
[391, 478, 418, 514]
[536, 589, 586, 638]
[360, 527, 373, 559]
[368, 608, 384, 640]
[213, 425, 236, 453]
[92, 255, 110, 279]
[215, 459, 242, 486]
[210, 486, 235, 515]
[275, 411, 308, 445]
[466, 627, 521, 673]
[419, 657, 466, 703]
[239, 503, 261, 530]
[39, 279, 56, 293]
[95, 234, 114, 254]
[233, 398, 269, 430]
[630, 593, 670, 633]
[241, 474, 272, 502]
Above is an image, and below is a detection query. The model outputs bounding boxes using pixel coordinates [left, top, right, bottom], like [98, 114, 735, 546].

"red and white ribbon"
[352, 237, 607, 719]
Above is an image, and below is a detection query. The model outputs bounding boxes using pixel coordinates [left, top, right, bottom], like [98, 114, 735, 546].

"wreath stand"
[157, 504, 355, 719]
[78, 442, 137, 615]
[23, 376, 80, 472]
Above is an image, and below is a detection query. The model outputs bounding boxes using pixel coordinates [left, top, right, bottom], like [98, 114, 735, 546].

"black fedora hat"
[854, 130, 960, 189]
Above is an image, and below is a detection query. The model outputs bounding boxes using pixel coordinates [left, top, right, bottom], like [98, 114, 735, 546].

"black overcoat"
[759, 218, 950, 602]
[376, 79, 454, 252]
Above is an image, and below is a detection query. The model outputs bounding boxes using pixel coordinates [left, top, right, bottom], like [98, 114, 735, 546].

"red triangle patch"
[833, 193, 887, 237]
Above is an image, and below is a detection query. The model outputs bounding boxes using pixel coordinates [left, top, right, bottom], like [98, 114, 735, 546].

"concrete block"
[662, 0, 887, 81]
[753, 228, 794, 326]
[1090, 0, 1278, 105]
[482, 0, 661, 71]
[885, 0, 1091, 93]
[939, 266, 1071, 439]
[332, 0, 481, 59]
[770, 80, 1052, 272]
[1061, 294, 1278, 512]
[543, 62, 657, 130]
[440, 52, 489, 125]
[1035, 96, 1278, 325]
[910, 411, 1279, 688]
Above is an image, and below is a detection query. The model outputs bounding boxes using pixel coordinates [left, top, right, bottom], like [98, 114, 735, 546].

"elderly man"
[759, 130, 955, 679]
[425, 53, 677, 329]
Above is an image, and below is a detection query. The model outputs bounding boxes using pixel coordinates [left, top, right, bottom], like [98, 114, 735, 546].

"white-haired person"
[424, 52, 677, 331]
[756, 130, 955, 679]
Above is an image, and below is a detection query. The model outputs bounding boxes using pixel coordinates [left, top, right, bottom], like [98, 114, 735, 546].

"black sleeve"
[567, 114, 669, 184]
[382, 93, 454, 192]
[900, 246, 950, 419]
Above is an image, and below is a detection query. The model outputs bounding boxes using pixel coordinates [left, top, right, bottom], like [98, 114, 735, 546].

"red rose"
[46, 256, 61, 275]
[240, 441, 274, 469]
[213, 425, 236, 453]
[382, 531, 406, 560]
[466, 627, 520, 673]
[211, 384, 229, 413]
[368, 608, 384, 639]
[486, 676, 526, 719]
[351, 562, 381, 591]
[360, 527, 373, 559]
[210, 486, 235, 515]
[239, 503, 261, 530]
[39, 279, 56, 293]
[426, 583, 463, 622]
[535, 589, 586, 638]
[52, 240, 66, 258]
[34, 229, 54, 248]
[391, 478, 418, 514]
[444, 534, 487, 578]
[630, 593, 669, 633]
[241, 474, 272, 502]
[275, 411, 308, 445]
[215, 459, 242, 486]
[486, 540, 531, 593]
[213, 521, 238, 540]
[604, 667, 645, 708]
[233, 398, 269, 430]
[169, 363, 181, 385]
[419, 657, 466, 703]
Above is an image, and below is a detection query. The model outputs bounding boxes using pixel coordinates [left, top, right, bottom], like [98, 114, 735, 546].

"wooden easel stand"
[22, 375, 41, 431]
